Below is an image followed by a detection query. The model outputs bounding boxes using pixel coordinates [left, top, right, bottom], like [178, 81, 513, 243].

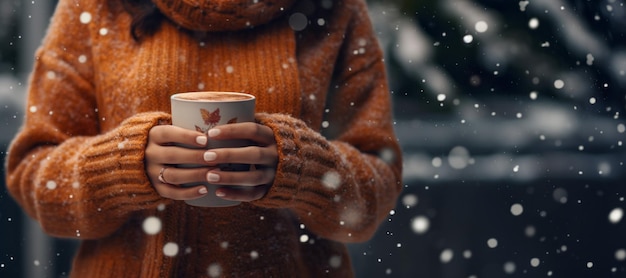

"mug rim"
[171, 91, 255, 103]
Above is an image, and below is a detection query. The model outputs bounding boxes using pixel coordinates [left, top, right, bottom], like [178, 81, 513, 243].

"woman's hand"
[204, 122, 277, 201]
[145, 122, 277, 202]
[146, 125, 214, 201]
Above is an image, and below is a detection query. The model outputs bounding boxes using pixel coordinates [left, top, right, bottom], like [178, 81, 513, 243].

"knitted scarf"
[150, 0, 301, 116]
[152, 0, 296, 31]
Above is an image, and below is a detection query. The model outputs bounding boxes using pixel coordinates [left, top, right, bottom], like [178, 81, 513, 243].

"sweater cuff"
[79, 112, 173, 211]
[251, 113, 304, 208]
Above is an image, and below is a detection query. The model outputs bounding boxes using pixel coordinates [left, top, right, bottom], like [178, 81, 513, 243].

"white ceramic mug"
[170, 91, 256, 207]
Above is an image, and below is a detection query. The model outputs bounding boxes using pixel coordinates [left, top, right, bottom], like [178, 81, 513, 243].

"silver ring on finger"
[158, 167, 171, 184]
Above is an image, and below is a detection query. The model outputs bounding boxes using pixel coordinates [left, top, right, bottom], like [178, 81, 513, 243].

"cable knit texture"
[5, 0, 403, 277]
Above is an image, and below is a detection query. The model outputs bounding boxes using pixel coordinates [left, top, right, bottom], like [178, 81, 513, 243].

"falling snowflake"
[487, 238, 498, 248]
[289, 13, 308, 31]
[410, 216, 430, 234]
[615, 249, 626, 261]
[510, 203, 524, 216]
[379, 147, 396, 164]
[46, 71, 56, 79]
[530, 258, 541, 267]
[609, 208, 623, 224]
[440, 249, 454, 263]
[475, 21, 488, 33]
[321, 171, 341, 190]
[329, 255, 342, 268]
[402, 194, 418, 207]
[163, 242, 179, 257]
[503, 261, 516, 274]
[207, 263, 222, 277]
[46, 180, 57, 190]
[142, 216, 162, 235]
[79, 12, 92, 24]
[528, 18, 540, 29]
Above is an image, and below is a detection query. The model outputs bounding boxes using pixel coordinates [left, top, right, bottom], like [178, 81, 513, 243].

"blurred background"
[1, 0, 625, 277]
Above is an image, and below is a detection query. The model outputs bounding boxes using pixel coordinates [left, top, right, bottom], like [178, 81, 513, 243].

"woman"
[5, 0, 402, 276]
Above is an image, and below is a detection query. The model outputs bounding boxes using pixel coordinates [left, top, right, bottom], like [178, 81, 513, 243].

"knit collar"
[152, 0, 296, 32]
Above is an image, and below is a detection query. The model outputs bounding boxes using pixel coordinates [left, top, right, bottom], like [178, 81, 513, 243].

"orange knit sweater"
[5, 0, 402, 277]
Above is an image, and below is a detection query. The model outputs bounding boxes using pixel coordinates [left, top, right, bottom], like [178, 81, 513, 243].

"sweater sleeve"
[4, 0, 172, 239]
[252, 0, 403, 243]
[6, 112, 173, 239]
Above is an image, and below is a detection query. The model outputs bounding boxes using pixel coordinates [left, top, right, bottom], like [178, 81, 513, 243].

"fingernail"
[207, 173, 220, 182]
[208, 129, 220, 137]
[196, 136, 207, 145]
[215, 190, 226, 197]
[198, 187, 208, 194]
[203, 151, 217, 161]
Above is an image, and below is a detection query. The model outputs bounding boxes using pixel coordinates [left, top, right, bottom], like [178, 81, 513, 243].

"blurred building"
[2, 0, 626, 277]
